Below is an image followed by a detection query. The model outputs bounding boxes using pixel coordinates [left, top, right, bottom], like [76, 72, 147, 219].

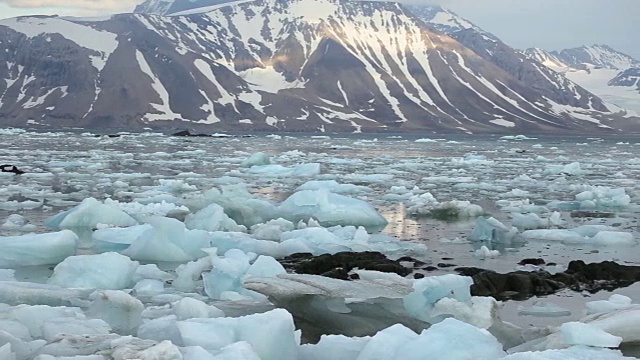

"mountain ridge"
[0, 0, 637, 133]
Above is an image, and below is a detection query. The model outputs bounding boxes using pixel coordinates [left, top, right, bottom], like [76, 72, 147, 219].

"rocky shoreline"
[279, 251, 640, 301]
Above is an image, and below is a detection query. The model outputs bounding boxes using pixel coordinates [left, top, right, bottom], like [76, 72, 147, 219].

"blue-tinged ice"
[0, 230, 78, 267]
[177, 309, 298, 360]
[469, 217, 519, 243]
[45, 198, 137, 230]
[560, 322, 622, 348]
[48, 252, 139, 290]
[277, 189, 388, 231]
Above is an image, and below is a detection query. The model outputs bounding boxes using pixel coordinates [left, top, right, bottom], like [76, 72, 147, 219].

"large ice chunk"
[177, 309, 298, 360]
[586, 295, 634, 315]
[403, 274, 474, 323]
[0, 230, 78, 267]
[469, 217, 518, 243]
[560, 322, 622, 348]
[277, 189, 388, 231]
[87, 290, 144, 335]
[241, 152, 270, 167]
[48, 252, 139, 290]
[123, 217, 213, 262]
[185, 203, 247, 233]
[45, 198, 137, 229]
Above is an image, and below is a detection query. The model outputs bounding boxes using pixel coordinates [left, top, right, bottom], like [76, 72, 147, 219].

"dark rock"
[0, 164, 25, 175]
[437, 263, 456, 268]
[171, 130, 211, 137]
[414, 273, 425, 279]
[279, 251, 417, 279]
[570, 211, 615, 218]
[518, 258, 546, 266]
[423, 266, 438, 272]
[456, 260, 640, 301]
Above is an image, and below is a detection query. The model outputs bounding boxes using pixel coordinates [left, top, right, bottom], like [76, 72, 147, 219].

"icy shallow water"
[1, 130, 640, 358]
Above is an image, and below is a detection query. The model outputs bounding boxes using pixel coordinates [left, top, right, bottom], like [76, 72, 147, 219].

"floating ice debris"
[1, 214, 36, 232]
[244, 163, 321, 178]
[296, 180, 372, 194]
[178, 309, 299, 360]
[512, 212, 564, 231]
[0, 230, 78, 267]
[406, 192, 483, 219]
[518, 301, 571, 317]
[522, 228, 635, 246]
[241, 152, 271, 167]
[544, 162, 585, 176]
[48, 252, 139, 290]
[586, 295, 635, 315]
[185, 203, 247, 233]
[45, 198, 138, 230]
[499, 135, 536, 140]
[277, 189, 388, 231]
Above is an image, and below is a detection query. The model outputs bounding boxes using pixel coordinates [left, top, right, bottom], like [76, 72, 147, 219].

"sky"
[0, 0, 638, 59]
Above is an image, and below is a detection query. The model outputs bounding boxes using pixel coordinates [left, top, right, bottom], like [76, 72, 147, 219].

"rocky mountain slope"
[0, 0, 636, 133]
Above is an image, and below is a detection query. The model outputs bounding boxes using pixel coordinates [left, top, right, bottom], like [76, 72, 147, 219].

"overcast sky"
[0, 0, 638, 59]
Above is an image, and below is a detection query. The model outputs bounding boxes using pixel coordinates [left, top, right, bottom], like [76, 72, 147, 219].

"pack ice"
[0, 131, 639, 359]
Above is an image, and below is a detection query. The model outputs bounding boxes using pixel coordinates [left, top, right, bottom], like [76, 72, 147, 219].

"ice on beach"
[474, 245, 500, 259]
[403, 274, 473, 323]
[277, 189, 388, 231]
[469, 217, 519, 243]
[560, 322, 622, 348]
[45, 198, 137, 230]
[586, 295, 634, 314]
[0, 230, 78, 267]
[48, 252, 139, 290]
[177, 309, 298, 360]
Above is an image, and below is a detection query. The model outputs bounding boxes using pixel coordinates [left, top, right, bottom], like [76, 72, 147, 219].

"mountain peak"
[557, 44, 640, 70]
[134, 0, 237, 15]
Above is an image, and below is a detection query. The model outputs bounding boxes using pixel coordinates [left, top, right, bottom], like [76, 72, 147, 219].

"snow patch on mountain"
[0, 17, 118, 71]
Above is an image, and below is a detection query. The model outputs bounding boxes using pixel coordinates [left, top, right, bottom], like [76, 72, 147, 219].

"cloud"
[0, 0, 140, 12]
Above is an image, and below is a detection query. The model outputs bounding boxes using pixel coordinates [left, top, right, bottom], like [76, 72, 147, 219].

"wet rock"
[570, 210, 615, 218]
[279, 251, 416, 279]
[0, 164, 25, 175]
[518, 258, 546, 266]
[457, 260, 640, 301]
[171, 130, 211, 137]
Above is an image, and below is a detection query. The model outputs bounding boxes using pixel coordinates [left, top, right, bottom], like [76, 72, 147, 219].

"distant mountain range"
[524, 45, 640, 114]
[0, 0, 637, 133]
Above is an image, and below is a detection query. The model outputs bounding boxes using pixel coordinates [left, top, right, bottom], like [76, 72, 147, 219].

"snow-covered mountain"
[0, 0, 637, 133]
[523, 46, 640, 113]
[134, 0, 235, 16]
[557, 45, 640, 70]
